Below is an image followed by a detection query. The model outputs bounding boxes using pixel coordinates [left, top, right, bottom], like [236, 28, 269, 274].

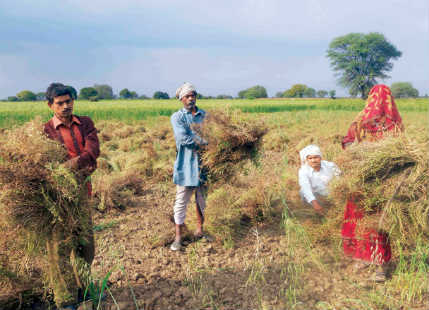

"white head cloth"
[299, 144, 322, 166]
[176, 82, 196, 100]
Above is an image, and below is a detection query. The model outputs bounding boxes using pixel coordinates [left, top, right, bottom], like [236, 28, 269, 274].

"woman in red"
[341, 84, 404, 281]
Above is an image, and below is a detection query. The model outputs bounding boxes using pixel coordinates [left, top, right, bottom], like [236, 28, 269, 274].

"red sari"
[342, 200, 391, 264]
[341, 85, 402, 264]
[342, 84, 403, 149]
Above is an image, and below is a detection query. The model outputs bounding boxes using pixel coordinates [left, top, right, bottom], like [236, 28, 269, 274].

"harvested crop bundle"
[92, 169, 143, 211]
[0, 119, 89, 239]
[331, 135, 428, 250]
[194, 109, 267, 184]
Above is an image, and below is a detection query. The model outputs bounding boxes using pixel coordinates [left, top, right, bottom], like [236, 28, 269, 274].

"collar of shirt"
[52, 114, 81, 129]
[303, 161, 327, 174]
[180, 107, 203, 116]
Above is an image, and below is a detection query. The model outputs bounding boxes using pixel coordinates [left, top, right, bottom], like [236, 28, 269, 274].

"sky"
[0, 0, 428, 98]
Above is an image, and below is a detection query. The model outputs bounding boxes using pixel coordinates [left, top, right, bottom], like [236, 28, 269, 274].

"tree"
[119, 88, 132, 99]
[329, 90, 336, 99]
[238, 85, 267, 99]
[327, 32, 401, 99]
[391, 82, 419, 98]
[153, 91, 170, 99]
[274, 92, 284, 98]
[130, 91, 138, 99]
[93, 84, 113, 99]
[139, 94, 149, 99]
[303, 87, 316, 98]
[317, 90, 328, 98]
[36, 92, 46, 100]
[283, 84, 307, 98]
[79, 87, 98, 100]
[7, 96, 18, 102]
[16, 90, 37, 101]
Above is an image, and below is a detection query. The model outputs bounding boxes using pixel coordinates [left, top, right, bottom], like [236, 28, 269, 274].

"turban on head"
[176, 82, 196, 100]
[299, 144, 322, 166]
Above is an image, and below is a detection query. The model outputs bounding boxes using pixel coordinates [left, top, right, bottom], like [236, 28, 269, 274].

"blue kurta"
[171, 107, 206, 187]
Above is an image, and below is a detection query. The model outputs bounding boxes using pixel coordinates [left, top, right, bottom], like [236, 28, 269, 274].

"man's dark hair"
[46, 83, 74, 104]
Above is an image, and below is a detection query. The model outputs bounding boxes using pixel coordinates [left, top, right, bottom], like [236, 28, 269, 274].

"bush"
[303, 87, 316, 98]
[94, 84, 114, 99]
[7, 96, 18, 102]
[283, 84, 316, 98]
[16, 90, 37, 101]
[79, 87, 98, 100]
[391, 82, 419, 98]
[238, 85, 267, 99]
[317, 90, 328, 98]
[36, 92, 46, 101]
[153, 91, 170, 99]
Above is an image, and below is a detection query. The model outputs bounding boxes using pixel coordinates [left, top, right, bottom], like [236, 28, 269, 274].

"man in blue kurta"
[170, 82, 207, 251]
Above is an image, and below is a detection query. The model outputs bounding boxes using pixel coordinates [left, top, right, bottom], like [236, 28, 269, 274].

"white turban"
[299, 144, 322, 166]
[176, 82, 196, 100]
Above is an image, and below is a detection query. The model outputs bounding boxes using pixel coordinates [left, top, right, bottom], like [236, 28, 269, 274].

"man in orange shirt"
[44, 83, 100, 309]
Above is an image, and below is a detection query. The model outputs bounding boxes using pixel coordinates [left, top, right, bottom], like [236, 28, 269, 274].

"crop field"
[0, 98, 427, 128]
[0, 98, 428, 310]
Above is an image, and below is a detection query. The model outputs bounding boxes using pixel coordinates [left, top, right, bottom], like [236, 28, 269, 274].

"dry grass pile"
[0, 119, 91, 294]
[330, 135, 428, 253]
[92, 169, 143, 211]
[194, 110, 267, 184]
[0, 119, 89, 237]
[92, 119, 175, 211]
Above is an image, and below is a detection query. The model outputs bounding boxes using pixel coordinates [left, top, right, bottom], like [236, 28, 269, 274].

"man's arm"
[299, 168, 323, 214]
[77, 117, 100, 171]
[171, 113, 205, 147]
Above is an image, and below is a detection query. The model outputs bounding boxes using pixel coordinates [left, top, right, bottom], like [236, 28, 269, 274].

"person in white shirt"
[298, 145, 341, 214]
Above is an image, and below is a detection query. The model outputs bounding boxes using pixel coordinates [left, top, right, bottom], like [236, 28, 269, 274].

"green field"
[0, 98, 427, 128]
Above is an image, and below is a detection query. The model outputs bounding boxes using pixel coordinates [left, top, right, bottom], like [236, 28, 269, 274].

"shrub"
[391, 82, 419, 98]
[153, 91, 170, 99]
[16, 90, 37, 101]
[238, 85, 267, 99]
[79, 87, 98, 100]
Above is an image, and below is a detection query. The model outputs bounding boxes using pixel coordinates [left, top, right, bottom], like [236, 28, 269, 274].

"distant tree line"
[274, 84, 337, 99]
[2, 81, 421, 102]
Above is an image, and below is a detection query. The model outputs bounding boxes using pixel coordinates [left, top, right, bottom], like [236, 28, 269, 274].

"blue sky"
[0, 0, 428, 98]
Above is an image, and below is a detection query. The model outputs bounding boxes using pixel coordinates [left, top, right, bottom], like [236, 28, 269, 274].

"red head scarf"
[341, 84, 403, 149]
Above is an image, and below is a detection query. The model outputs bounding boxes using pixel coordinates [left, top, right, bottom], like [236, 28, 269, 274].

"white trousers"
[173, 185, 207, 225]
